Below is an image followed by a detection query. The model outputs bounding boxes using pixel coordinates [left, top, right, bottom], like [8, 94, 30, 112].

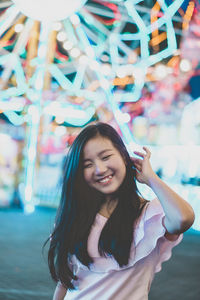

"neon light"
[0, 0, 190, 213]
[3, 111, 24, 126]
[0, 53, 27, 98]
[0, 5, 19, 37]
[12, 0, 87, 21]
[24, 22, 50, 210]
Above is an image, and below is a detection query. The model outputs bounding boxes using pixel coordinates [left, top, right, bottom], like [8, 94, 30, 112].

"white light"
[116, 66, 127, 78]
[0, 99, 25, 111]
[24, 185, 33, 202]
[115, 111, 131, 123]
[115, 111, 124, 123]
[180, 59, 192, 72]
[24, 204, 35, 214]
[110, 33, 118, 43]
[101, 54, 109, 62]
[12, 0, 87, 21]
[28, 148, 36, 161]
[64, 108, 86, 118]
[28, 105, 40, 124]
[63, 40, 74, 51]
[14, 23, 24, 32]
[50, 101, 60, 110]
[101, 64, 112, 76]
[70, 14, 80, 25]
[45, 103, 87, 119]
[85, 46, 95, 57]
[55, 125, 66, 136]
[90, 60, 100, 71]
[57, 31, 67, 42]
[52, 22, 62, 31]
[44, 102, 60, 114]
[34, 73, 44, 90]
[163, 158, 177, 178]
[100, 79, 110, 89]
[38, 44, 47, 58]
[128, 141, 141, 152]
[28, 105, 37, 115]
[154, 64, 168, 79]
[132, 67, 145, 84]
[70, 48, 81, 58]
[122, 112, 131, 123]
[55, 115, 65, 124]
[79, 55, 89, 64]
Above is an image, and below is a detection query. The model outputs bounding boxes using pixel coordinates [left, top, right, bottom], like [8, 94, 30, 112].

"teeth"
[99, 175, 113, 183]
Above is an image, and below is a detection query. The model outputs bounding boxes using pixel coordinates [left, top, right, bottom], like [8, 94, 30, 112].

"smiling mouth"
[97, 174, 113, 184]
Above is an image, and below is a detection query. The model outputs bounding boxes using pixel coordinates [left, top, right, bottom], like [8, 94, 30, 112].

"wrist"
[146, 172, 160, 188]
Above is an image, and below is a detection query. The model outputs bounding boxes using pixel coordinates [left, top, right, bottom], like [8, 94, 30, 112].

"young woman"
[46, 122, 195, 300]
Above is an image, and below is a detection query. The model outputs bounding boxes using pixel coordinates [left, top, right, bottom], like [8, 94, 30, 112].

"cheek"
[83, 169, 91, 183]
[117, 160, 126, 178]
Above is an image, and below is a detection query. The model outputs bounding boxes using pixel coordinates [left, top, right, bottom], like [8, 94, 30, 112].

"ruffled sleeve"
[129, 197, 183, 272]
[71, 198, 183, 274]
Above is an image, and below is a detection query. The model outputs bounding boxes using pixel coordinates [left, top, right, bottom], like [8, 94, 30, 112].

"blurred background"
[0, 0, 199, 299]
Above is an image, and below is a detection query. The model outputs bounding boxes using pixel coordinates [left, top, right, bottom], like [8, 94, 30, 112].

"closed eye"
[102, 155, 112, 160]
[83, 163, 93, 168]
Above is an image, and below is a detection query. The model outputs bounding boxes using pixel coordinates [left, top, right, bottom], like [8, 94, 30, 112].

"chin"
[99, 186, 119, 195]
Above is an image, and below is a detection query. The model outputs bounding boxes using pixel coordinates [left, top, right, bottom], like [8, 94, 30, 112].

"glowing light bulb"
[63, 40, 74, 51]
[14, 23, 24, 32]
[180, 59, 192, 72]
[70, 48, 81, 58]
[154, 64, 168, 79]
[57, 31, 67, 42]
[101, 64, 112, 76]
[12, 0, 87, 21]
[79, 55, 89, 64]
[70, 14, 80, 25]
[52, 22, 62, 31]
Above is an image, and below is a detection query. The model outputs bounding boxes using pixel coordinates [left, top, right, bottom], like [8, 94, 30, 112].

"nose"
[95, 161, 107, 175]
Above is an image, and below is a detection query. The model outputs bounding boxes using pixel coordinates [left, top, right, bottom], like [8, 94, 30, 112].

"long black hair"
[45, 122, 147, 290]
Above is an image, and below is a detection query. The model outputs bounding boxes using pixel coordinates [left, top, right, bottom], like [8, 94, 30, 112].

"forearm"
[53, 282, 67, 300]
[148, 173, 195, 234]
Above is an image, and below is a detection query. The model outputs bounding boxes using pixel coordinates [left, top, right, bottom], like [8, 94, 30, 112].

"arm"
[53, 282, 67, 300]
[132, 147, 195, 235]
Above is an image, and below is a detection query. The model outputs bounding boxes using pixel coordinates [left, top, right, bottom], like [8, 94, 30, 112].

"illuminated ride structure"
[0, 0, 195, 211]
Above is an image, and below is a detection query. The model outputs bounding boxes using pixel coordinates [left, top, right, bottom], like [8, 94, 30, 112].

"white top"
[64, 198, 183, 300]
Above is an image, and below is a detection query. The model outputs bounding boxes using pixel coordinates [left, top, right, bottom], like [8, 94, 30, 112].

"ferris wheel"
[0, 0, 194, 210]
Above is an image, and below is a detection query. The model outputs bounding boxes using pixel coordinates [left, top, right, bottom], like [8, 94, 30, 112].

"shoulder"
[139, 196, 150, 210]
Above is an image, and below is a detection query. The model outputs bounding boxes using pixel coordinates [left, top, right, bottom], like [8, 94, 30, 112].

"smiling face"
[83, 135, 127, 197]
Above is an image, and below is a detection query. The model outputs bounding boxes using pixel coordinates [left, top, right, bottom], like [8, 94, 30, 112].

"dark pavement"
[0, 207, 199, 300]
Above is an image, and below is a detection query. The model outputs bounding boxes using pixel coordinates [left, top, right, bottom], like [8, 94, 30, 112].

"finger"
[143, 146, 151, 158]
[132, 161, 141, 170]
[131, 157, 143, 165]
[133, 162, 142, 172]
[133, 151, 145, 158]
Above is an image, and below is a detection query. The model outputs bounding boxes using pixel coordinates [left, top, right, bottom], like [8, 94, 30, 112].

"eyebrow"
[83, 149, 113, 162]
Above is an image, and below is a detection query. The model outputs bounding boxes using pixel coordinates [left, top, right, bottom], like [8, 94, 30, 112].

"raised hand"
[131, 146, 156, 185]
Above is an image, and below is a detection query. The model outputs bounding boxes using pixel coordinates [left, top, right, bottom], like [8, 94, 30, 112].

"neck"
[99, 196, 118, 218]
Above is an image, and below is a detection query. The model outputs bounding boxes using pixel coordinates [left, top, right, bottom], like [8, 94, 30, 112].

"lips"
[97, 174, 113, 184]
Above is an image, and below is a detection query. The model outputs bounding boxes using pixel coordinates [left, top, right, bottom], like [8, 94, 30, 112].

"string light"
[180, 59, 192, 72]
[52, 22, 62, 31]
[57, 31, 67, 42]
[70, 47, 81, 58]
[63, 40, 74, 50]
[0, 0, 190, 210]
[14, 23, 24, 32]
